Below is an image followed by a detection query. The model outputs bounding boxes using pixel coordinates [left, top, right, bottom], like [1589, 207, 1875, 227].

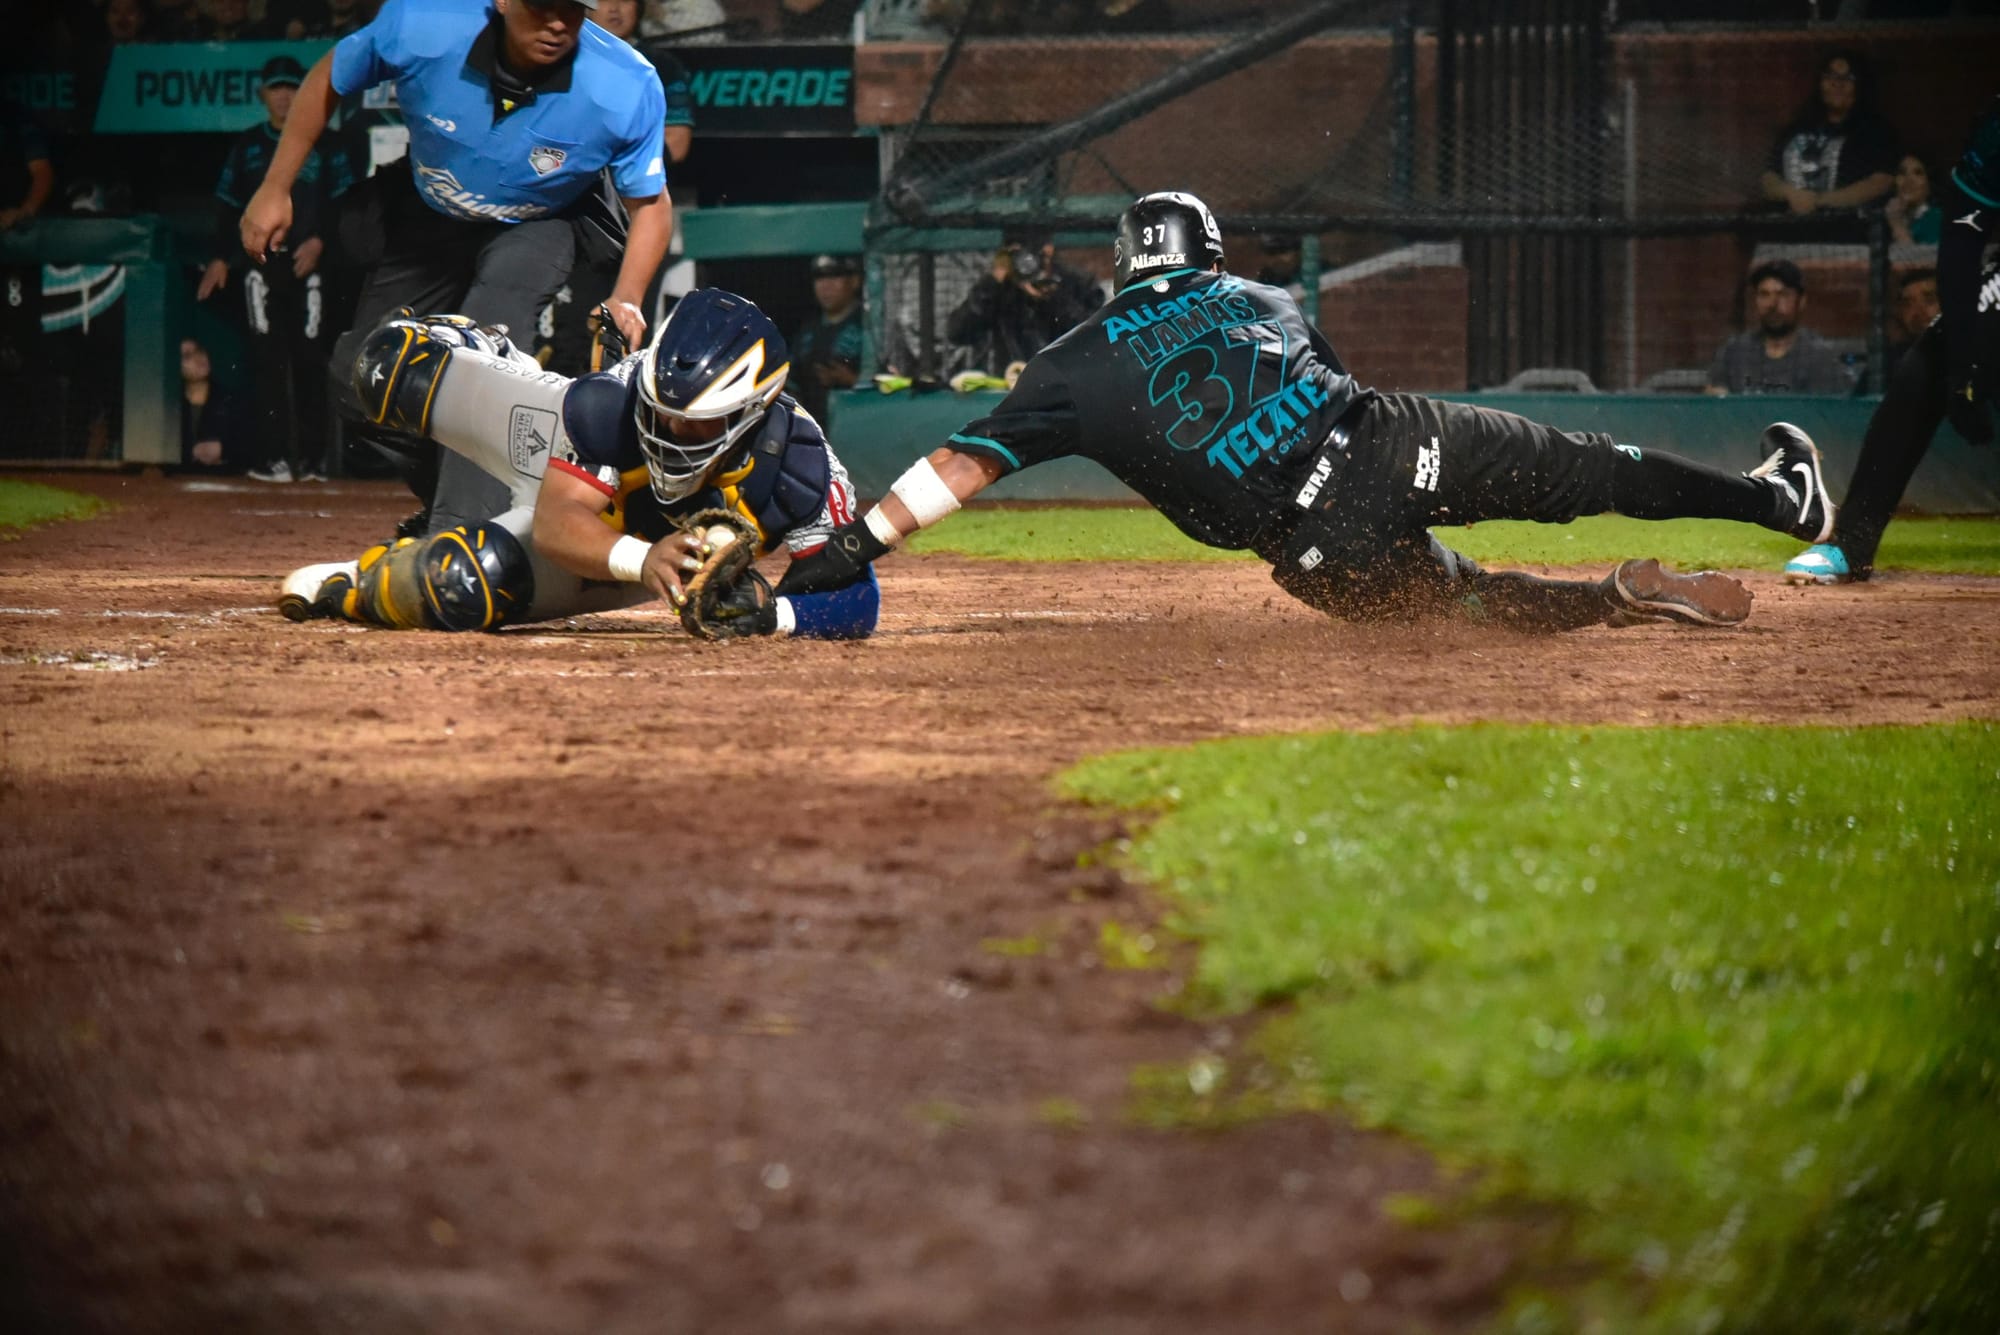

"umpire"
[199, 55, 356, 483]
[785, 191, 1840, 632]
[240, 0, 671, 533]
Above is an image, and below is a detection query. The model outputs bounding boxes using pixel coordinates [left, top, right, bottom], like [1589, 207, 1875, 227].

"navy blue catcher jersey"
[546, 353, 857, 552]
[945, 269, 1369, 550]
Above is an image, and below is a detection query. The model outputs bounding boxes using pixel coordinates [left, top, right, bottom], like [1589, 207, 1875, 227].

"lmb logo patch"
[509, 405, 557, 473]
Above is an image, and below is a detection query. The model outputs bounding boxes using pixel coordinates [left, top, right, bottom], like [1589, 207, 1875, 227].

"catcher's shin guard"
[347, 525, 535, 631]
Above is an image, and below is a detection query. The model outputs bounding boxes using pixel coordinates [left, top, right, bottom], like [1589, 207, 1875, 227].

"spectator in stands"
[1254, 232, 1301, 287]
[947, 229, 1099, 378]
[779, 0, 860, 38]
[203, 0, 253, 40]
[179, 337, 251, 472]
[1705, 258, 1856, 397]
[791, 253, 864, 423]
[1759, 50, 1897, 223]
[1047, 0, 1176, 31]
[148, 0, 209, 40]
[0, 100, 55, 231]
[641, 0, 729, 42]
[1885, 267, 1938, 379]
[1886, 152, 1942, 247]
[103, 0, 152, 44]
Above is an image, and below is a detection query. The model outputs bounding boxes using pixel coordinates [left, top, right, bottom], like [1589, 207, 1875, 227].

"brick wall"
[1320, 263, 1470, 393]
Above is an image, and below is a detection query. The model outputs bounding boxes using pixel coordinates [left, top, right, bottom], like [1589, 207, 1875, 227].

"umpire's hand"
[605, 296, 648, 352]
[240, 181, 293, 264]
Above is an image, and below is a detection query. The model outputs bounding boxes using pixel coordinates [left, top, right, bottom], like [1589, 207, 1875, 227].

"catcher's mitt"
[676, 509, 771, 640]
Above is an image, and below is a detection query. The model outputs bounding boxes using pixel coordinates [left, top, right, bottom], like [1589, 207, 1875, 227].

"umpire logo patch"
[508, 405, 557, 473]
[528, 146, 567, 176]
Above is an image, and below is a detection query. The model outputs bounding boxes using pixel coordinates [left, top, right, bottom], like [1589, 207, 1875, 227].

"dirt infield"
[4, 473, 1997, 1334]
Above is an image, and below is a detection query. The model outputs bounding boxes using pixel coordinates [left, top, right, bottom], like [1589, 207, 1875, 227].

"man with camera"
[946, 228, 1101, 379]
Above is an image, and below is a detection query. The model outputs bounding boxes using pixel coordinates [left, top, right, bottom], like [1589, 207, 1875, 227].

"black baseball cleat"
[1608, 558, 1752, 627]
[1746, 422, 1835, 544]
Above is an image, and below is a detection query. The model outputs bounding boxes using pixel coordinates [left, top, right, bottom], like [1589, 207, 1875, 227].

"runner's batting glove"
[1945, 373, 1993, 446]
[776, 520, 889, 597]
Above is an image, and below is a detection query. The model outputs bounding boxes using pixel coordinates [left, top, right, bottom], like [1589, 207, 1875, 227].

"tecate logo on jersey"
[1206, 375, 1331, 479]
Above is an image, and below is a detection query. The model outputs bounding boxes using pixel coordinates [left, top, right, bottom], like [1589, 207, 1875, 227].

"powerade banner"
[646, 44, 854, 136]
[93, 42, 334, 134]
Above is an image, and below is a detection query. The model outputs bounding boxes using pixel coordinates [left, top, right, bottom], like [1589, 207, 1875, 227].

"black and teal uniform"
[942, 264, 1797, 621]
[1813, 94, 2000, 578]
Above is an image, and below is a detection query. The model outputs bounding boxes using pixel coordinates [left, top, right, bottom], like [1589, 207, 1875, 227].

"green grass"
[1061, 723, 2000, 1332]
[911, 508, 2000, 574]
[0, 479, 105, 534]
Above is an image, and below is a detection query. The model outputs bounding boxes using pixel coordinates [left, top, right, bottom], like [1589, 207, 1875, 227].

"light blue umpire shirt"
[331, 0, 667, 224]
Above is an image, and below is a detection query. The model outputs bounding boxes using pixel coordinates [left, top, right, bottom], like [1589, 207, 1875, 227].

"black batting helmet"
[1114, 191, 1225, 288]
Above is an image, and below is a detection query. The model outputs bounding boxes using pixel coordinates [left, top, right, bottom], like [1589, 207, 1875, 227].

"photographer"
[946, 229, 1100, 378]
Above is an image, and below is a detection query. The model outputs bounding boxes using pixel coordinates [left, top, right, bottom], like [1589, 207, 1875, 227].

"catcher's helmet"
[635, 288, 790, 502]
[1113, 191, 1225, 288]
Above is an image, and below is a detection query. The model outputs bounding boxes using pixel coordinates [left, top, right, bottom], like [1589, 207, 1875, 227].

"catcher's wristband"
[606, 535, 652, 583]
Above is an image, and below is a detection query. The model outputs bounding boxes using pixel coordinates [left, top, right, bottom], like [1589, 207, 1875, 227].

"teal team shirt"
[332, 0, 667, 224]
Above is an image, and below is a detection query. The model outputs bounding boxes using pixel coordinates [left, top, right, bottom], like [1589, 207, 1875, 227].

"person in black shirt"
[1758, 50, 1898, 225]
[178, 337, 252, 473]
[198, 55, 355, 482]
[0, 101, 54, 232]
[783, 191, 1842, 632]
[790, 253, 864, 424]
[946, 228, 1100, 378]
[1783, 96, 2000, 586]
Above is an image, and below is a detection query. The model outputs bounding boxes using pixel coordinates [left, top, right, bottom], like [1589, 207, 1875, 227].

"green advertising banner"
[93, 41, 334, 134]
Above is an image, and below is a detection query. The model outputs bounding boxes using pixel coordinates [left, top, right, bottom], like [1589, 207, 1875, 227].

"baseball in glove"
[676, 509, 775, 640]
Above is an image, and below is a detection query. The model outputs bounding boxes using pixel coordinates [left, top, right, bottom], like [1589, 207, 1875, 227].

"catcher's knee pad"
[354, 318, 452, 436]
[418, 522, 536, 631]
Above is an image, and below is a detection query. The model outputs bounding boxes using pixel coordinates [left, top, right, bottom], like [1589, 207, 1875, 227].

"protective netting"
[860, 0, 1982, 389]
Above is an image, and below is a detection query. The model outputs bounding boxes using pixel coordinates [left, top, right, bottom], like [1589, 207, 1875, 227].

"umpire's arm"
[240, 52, 340, 262]
[605, 191, 673, 350]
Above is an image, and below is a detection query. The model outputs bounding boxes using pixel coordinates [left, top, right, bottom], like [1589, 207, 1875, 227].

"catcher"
[278, 287, 879, 640]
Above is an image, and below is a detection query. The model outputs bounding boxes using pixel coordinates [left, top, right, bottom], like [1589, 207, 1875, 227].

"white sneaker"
[278, 560, 358, 622]
[247, 462, 295, 484]
[298, 466, 328, 483]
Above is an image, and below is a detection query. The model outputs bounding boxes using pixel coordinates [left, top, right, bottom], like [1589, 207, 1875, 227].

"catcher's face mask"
[634, 288, 790, 502]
